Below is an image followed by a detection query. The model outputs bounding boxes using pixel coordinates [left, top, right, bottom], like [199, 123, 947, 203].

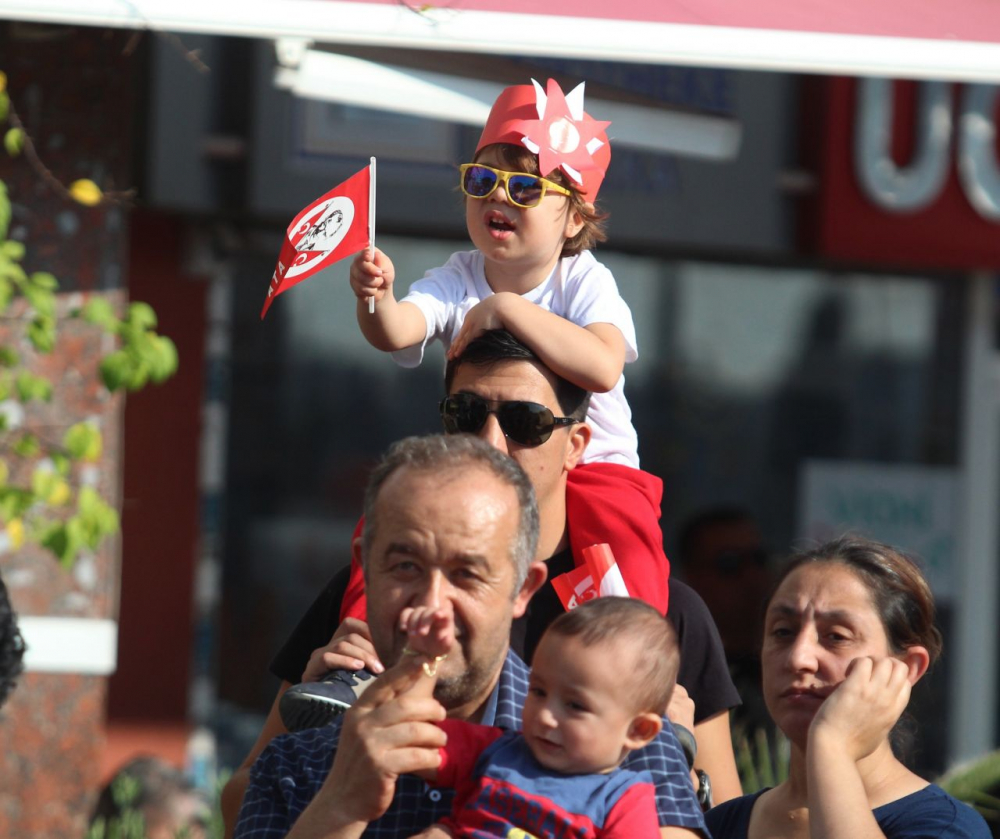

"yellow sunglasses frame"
[459, 163, 573, 208]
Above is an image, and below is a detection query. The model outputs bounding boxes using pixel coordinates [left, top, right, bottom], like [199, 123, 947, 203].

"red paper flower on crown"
[476, 78, 612, 201]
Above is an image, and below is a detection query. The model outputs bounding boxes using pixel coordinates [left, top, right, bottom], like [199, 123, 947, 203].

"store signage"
[855, 79, 1000, 222]
[813, 77, 1000, 269]
[799, 460, 958, 599]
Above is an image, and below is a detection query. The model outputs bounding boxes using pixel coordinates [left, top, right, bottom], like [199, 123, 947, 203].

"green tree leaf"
[0, 276, 12, 314]
[0, 90, 8, 124]
[77, 486, 119, 547]
[31, 468, 58, 501]
[1, 240, 24, 261]
[51, 452, 70, 476]
[0, 257, 27, 286]
[40, 521, 78, 569]
[126, 359, 150, 391]
[3, 127, 23, 158]
[0, 181, 10, 241]
[148, 335, 179, 382]
[12, 433, 39, 458]
[64, 422, 102, 461]
[0, 486, 34, 520]
[37, 476, 69, 506]
[80, 297, 118, 330]
[99, 350, 131, 391]
[127, 301, 157, 330]
[23, 283, 55, 318]
[29, 271, 57, 291]
[15, 371, 52, 403]
[27, 316, 56, 352]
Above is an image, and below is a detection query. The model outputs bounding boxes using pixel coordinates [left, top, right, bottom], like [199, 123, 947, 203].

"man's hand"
[350, 247, 396, 304]
[309, 661, 448, 829]
[301, 618, 384, 683]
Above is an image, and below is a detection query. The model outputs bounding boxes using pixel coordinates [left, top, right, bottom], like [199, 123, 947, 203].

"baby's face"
[522, 632, 644, 775]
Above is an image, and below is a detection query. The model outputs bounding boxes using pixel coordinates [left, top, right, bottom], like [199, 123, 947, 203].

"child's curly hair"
[474, 143, 608, 258]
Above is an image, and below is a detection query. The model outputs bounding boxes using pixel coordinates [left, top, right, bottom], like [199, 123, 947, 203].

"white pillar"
[950, 272, 1000, 763]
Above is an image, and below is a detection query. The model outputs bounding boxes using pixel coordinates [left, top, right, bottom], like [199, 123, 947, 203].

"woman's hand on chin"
[807, 656, 912, 762]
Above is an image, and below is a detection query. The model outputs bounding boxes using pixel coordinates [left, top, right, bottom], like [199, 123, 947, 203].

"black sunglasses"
[440, 392, 577, 447]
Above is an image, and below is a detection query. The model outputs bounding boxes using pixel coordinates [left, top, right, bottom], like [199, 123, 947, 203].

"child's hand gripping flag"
[551, 543, 631, 611]
[261, 158, 376, 318]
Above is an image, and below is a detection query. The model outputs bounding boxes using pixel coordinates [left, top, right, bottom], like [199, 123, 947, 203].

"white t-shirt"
[392, 249, 639, 467]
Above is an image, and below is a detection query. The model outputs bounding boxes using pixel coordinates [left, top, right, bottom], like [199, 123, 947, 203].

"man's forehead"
[377, 463, 516, 520]
[449, 359, 561, 406]
[371, 465, 520, 559]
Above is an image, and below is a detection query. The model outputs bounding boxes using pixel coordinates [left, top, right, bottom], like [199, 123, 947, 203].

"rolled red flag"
[551, 543, 631, 611]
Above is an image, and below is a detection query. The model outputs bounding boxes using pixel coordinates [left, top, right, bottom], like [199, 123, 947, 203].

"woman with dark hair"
[706, 535, 989, 838]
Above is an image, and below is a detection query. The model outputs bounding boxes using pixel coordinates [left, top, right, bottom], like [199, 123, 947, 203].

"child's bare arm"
[350, 248, 427, 352]
[447, 292, 626, 393]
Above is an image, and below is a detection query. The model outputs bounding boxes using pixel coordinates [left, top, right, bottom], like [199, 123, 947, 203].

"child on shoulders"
[349, 78, 637, 469]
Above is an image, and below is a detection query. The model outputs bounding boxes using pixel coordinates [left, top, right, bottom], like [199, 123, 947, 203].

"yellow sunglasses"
[459, 163, 573, 209]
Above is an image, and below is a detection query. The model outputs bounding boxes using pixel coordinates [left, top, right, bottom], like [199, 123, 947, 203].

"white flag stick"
[368, 156, 377, 314]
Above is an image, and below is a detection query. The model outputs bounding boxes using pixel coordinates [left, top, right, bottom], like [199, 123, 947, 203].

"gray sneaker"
[279, 667, 378, 732]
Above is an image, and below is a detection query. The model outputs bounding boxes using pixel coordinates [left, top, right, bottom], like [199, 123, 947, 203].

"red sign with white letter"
[811, 78, 1000, 271]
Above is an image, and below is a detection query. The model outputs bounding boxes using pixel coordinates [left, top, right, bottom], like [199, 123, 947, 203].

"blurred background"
[0, 3, 998, 835]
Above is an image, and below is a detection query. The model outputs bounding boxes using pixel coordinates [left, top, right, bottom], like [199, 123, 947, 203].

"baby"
[397, 596, 680, 839]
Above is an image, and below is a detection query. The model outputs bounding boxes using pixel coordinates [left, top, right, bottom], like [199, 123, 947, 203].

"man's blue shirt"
[234, 651, 706, 838]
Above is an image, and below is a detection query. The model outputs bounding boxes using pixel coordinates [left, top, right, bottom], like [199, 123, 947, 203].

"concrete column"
[950, 272, 1000, 763]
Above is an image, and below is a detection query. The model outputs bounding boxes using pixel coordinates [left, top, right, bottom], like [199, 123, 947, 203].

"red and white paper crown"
[476, 78, 612, 202]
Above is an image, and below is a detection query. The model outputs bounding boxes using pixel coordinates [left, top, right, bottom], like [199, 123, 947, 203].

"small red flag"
[261, 160, 374, 319]
[551, 543, 632, 611]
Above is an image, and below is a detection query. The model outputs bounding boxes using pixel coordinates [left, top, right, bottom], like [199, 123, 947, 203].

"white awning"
[6, 0, 1000, 82]
[273, 48, 743, 160]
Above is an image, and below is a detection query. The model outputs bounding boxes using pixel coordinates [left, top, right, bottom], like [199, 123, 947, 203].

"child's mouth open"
[485, 210, 516, 240]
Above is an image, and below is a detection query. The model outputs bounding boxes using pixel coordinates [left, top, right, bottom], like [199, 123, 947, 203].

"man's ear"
[625, 712, 663, 751]
[513, 561, 548, 619]
[564, 422, 591, 472]
[902, 645, 930, 685]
